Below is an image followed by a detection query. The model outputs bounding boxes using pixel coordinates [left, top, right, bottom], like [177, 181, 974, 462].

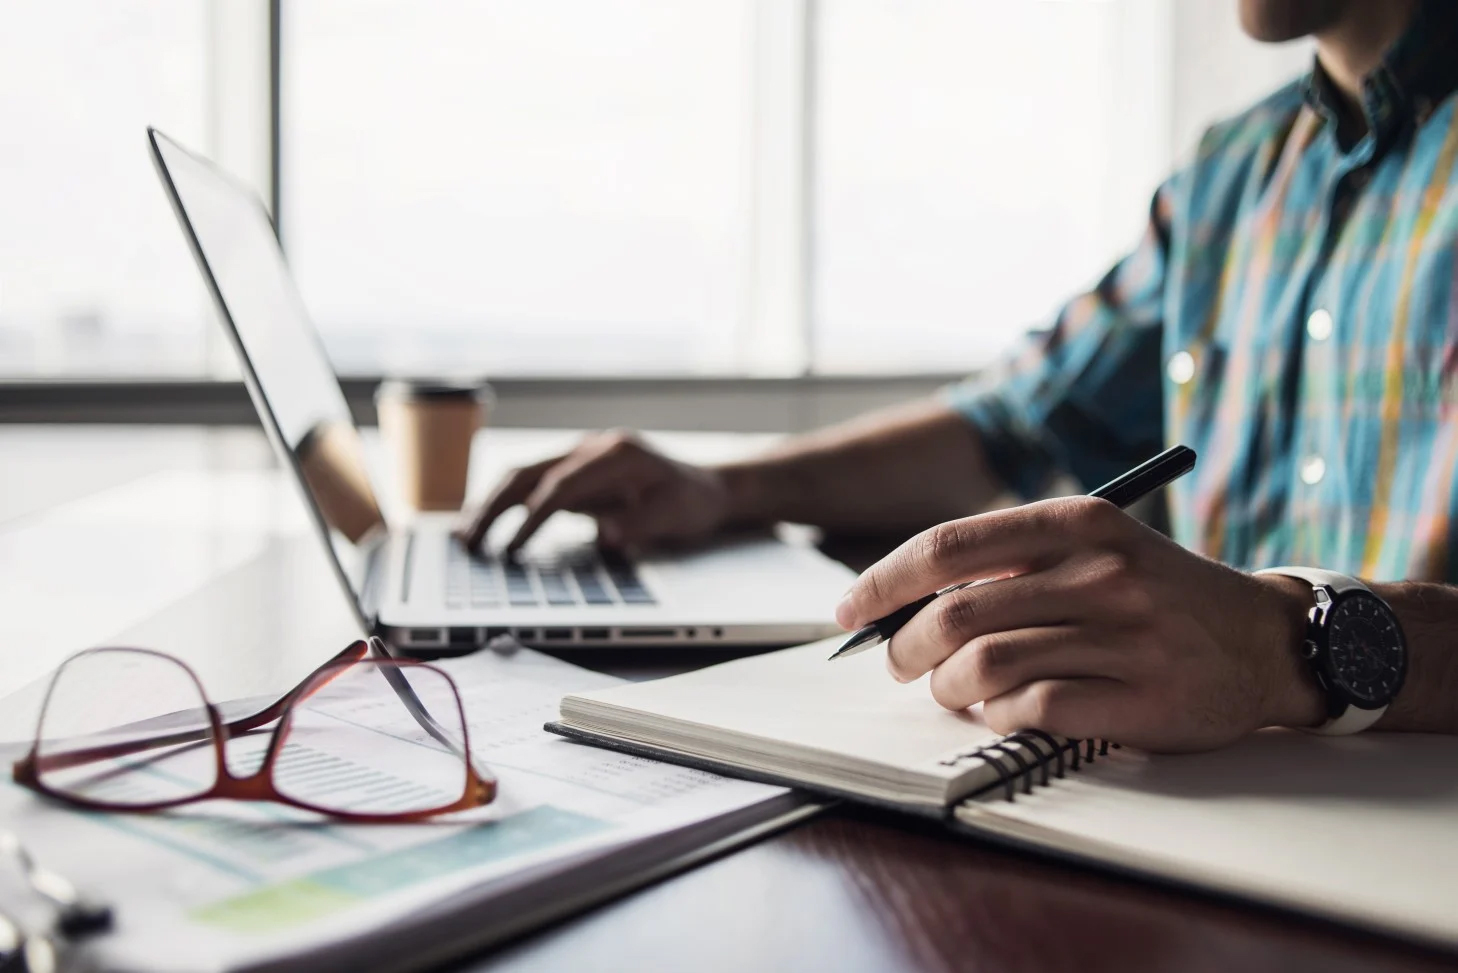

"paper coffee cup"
[376, 379, 494, 511]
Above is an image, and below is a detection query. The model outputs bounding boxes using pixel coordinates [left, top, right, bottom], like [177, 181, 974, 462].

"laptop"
[147, 128, 855, 654]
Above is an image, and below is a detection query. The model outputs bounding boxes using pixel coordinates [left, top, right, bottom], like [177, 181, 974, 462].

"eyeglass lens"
[35, 649, 217, 807]
[271, 661, 471, 815]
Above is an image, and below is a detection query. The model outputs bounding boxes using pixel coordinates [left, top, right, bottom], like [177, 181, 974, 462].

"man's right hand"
[457, 431, 733, 554]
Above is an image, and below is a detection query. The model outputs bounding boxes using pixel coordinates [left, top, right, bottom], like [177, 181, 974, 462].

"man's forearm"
[712, 399, 1003, 535]
[1371, 581, 1458, 735]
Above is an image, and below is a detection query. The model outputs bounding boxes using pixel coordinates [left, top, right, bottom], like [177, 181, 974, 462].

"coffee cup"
[375, 379, 494, 511]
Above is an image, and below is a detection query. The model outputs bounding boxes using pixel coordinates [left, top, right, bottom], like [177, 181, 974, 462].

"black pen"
[828, 444, 1197, 661]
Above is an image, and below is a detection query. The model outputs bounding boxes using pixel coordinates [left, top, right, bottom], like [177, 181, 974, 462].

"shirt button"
[1307, 308, 1333, 341]
[1300, 455, 1326, 485]
[1167, 351, 1196, 385]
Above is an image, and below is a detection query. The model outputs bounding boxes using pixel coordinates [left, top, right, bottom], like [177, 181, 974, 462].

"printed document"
[0, 646, 793, 972]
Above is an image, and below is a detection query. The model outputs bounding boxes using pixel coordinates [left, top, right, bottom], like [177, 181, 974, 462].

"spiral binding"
[937, 732, 1122, 802]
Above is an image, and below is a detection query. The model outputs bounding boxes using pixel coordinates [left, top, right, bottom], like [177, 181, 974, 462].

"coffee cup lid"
[376, 379, 494, 405]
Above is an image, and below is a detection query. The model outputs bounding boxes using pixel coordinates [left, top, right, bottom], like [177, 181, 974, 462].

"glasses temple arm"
[214, 637, 463, 760]
[20, 720, 218, 776]
[217, 640, 374, 739]
[367, 637, 469, 760]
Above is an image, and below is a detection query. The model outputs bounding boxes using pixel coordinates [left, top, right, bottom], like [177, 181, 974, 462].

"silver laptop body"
[148, 129, 853, 653]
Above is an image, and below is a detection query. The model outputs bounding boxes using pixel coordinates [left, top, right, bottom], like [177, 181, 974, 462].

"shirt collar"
[1300, 0, 1458, 144]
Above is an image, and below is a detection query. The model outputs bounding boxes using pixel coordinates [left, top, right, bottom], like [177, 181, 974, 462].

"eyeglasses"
[11, 638, 496, 823]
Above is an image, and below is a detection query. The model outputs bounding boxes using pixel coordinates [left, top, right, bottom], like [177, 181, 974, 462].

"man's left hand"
[835, 497, 1327, 752]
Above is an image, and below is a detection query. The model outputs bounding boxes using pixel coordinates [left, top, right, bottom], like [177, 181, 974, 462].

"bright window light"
[813, 0, 1154, 373]
[0, 0, 1309, 382]
[0, 1, 211, 377]
[282, 0, 753, 377]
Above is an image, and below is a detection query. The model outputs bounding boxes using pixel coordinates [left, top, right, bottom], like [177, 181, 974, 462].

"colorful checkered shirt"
[947, 2, 1458, 583]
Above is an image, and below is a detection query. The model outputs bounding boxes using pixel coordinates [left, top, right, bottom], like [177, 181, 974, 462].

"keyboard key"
[504, 563, 539, 606]
[613, 583, 656, 606]
[445, 547, 654, 609]
[469, 566, 500, 596]
[538, 569, 577, 606]
[603, 561, 656, 605]
[572, 566, 615, 605]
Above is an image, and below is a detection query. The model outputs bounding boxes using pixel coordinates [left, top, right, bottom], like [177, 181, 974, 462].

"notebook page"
[956, 729, 1458, 948]
[563, 638, 998, 784]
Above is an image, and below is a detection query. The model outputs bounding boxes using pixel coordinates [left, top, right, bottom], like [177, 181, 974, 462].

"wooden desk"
[1, 426, 1450, 973]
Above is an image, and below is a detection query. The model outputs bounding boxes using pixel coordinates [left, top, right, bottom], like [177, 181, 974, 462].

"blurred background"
[0, 0, 1309, 429]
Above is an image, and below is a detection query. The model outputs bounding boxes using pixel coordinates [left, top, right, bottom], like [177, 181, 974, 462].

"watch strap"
[1307, 701, 1385, 735]
[1254, 566, 1386, 735]
[1255, 565, 1368, 595]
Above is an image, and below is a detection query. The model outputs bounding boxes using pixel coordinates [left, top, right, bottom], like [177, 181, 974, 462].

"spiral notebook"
[546, 638, 1458, 952]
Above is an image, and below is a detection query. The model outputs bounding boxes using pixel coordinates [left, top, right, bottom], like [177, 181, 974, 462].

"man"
[463, 0, 1458, 751]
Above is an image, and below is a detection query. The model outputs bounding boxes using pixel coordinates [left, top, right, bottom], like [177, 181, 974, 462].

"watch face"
[1325, 592, 1406, 705]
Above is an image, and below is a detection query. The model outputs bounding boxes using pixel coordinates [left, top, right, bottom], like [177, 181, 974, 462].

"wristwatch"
[1255, 567, 1407, 735]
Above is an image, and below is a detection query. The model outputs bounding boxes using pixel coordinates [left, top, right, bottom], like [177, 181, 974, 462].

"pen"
[828, 444, 1197, 661]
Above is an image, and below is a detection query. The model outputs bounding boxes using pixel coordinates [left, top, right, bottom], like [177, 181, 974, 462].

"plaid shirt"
[947, 1, 1458, 582]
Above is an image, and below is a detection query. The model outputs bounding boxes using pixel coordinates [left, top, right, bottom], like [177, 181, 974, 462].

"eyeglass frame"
[11, 637, 497, 824]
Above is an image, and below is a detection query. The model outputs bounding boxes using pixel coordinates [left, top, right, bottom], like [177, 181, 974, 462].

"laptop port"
[409, 628, 444, 643]
[542, 628, 573, 641]
[580, 628, 610, 641]
[448, 627, 477, 646]
[484, 627, 511, 640]
[617, 628, 677, 640]
[513, 628, 539, 641]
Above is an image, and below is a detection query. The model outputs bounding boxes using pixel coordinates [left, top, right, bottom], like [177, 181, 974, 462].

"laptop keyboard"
[445, 546, 656, 610]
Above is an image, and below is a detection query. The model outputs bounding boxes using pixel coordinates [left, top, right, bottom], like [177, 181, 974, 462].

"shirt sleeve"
[943, 180, 1174, 499]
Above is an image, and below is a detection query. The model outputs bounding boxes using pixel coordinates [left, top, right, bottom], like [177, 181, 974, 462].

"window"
[813, 0, 1166, 373]
[282, 1, 753, 376]
[814, 0, 1311, 374]
[0, 1, 212, 378]
[2, 1, 1311, 382]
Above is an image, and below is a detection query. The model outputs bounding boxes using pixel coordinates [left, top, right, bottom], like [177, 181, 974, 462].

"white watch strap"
[1256, 565, 1368, 595]
[1254, 566, 1386, 735]
[1308, 701, 1385, 735]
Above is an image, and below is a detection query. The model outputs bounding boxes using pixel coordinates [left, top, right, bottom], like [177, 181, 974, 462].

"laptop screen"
[149, 129, 383, 623]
